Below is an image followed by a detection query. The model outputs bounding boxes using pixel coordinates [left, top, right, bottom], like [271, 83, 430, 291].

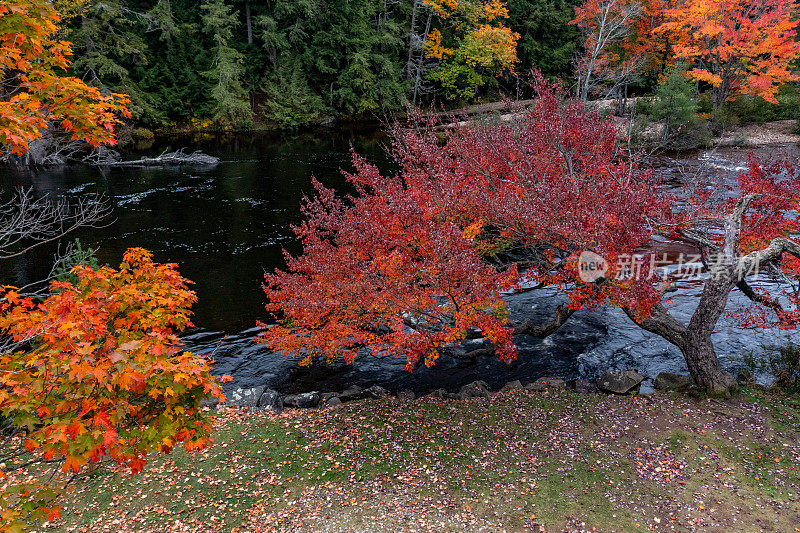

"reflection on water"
[0, 135, 797, 393]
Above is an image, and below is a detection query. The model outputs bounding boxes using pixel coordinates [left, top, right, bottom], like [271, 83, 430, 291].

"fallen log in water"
[83, 147, 219, 166]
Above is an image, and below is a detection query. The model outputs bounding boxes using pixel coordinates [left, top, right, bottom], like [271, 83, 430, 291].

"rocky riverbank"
[220, 369, 748, 415]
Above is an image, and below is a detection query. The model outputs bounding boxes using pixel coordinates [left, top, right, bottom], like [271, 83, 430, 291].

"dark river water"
[1, 132, 798, 394]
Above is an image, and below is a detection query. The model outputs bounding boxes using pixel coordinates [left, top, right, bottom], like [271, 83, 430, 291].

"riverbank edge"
[133, 95, 798, 150]
[219, 369, 756, 414]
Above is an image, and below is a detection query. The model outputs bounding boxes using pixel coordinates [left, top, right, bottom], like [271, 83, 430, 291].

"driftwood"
[2, 135, 219, 167]
[83, 147, 219, 166]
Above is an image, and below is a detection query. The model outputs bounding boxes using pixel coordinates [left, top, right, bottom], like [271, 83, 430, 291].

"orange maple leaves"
[572, 0, 799, 104]
[655, 0, 799, 105]
[0, 0, 130, 154]
[0, 248, 226, 530]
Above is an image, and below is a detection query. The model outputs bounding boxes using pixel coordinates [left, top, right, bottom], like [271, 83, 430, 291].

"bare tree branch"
[0, 188, 110, 260]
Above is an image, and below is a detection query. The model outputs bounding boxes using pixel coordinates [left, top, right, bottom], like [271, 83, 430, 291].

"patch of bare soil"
[717, 120, 800, 147]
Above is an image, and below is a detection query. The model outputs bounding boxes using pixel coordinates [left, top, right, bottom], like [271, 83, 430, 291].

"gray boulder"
[397, 389, 416, 401]
[429, 388, 458, 400]
[320, 392, 340, 403]
[258, 389, 283, 414]
[654, 372, 692, 391]
[458, 380, 491, 399]
[339, 385, 364, 402]
[525, 377, 566, 391]
[596, 370, 645, 394]
[228, 385, 267, 408]
[364, 385, 391, 399]
[325, 397, 343, 407]
[501, 380, 523, 392]
[568, 378, 599, 394]
[284, 391, 321, 408]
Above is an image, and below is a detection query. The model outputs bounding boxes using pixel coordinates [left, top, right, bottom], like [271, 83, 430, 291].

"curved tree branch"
[623, 302, 687, 348]
[512, 304, 576, 337]
[737, 237, 800, 279]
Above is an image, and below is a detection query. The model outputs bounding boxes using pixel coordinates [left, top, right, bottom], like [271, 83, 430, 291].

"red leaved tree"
[259, 76, 800, 395]
[259, 77, 662, 369]
[0, 249, 227, 530]
[630, 158, 800, 392]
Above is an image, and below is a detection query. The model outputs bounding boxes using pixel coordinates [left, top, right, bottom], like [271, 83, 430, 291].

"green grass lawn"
[46, 387, 800, 532]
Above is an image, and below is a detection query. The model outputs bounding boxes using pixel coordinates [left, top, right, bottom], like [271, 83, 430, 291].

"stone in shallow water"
[596, 370, 645, 394]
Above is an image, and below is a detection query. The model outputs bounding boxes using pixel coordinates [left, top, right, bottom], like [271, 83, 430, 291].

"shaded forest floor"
[46, 387, 800, 532]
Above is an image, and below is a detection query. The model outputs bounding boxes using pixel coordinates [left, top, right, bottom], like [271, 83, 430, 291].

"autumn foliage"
[423, 0, 520, 100]
[259, 77, 665, 370]
[656, 0, 799, 106]
[0, 0, 130, 154]
[261, 75, 800, 393]
[571, 0, 799, 107]
[0, 249, 226, 530]
[686, 157, 800, 329]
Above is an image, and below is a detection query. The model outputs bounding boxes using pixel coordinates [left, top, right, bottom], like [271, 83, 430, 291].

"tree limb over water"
[0, 189, 110, 261]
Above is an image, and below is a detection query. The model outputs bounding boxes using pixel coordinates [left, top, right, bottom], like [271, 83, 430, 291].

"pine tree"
[650, 63, 697, 140]
[201, 0, 253, 128]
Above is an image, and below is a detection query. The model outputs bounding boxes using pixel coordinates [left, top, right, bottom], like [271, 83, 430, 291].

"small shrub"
[53, 239, 99, 286]
[744, 343, 800, 393]
[631, 66, 710, 150]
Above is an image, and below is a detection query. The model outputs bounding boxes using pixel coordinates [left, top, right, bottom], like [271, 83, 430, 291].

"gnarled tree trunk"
[628, 193, 800, 395]
[679, 336, 736, 394]
[626, 297, 737, 396]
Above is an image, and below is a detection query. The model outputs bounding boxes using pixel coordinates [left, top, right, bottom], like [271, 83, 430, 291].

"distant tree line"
[56, 0, 583, 130]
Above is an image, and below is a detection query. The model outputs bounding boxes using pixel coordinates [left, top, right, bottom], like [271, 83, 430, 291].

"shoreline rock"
[596, 370, 645, 394]
[458, 380, 491, 399]
[525, 377, 566, 391]
[654, 372, 692, 391]
[284, 391, 321, 408]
